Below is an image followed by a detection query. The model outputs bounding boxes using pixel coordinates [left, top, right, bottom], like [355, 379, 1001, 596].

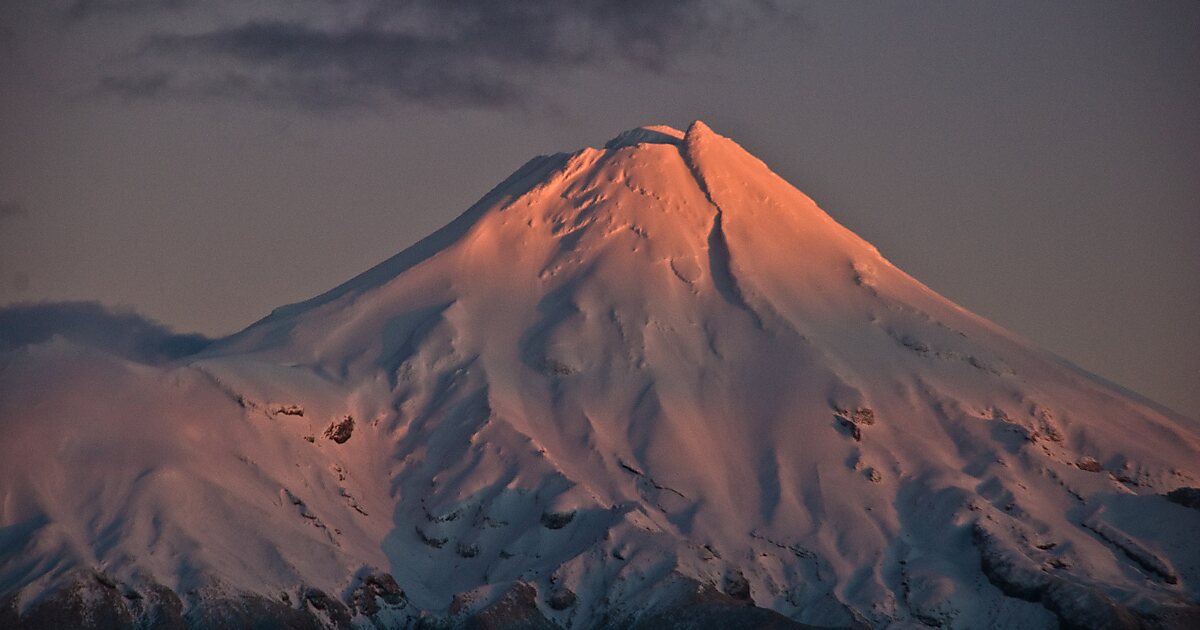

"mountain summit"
[2, 122, 1198, 629]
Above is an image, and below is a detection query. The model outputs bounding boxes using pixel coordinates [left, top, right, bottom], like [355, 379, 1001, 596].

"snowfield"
[2, 122, 1198, 629]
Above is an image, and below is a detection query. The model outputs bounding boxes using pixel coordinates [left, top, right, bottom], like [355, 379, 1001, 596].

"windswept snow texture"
[2, 122, 1199, 629]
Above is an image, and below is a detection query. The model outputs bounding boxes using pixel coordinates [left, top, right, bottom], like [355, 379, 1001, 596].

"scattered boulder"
[323, 415, 354, 444]
[834, 406, 876, 441]
[851, 408, 876, 426]
[274, 404, 304, 417]
[834, 406, 876, 426]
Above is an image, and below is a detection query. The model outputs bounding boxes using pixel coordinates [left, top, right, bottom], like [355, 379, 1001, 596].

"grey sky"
[1, 1, 1197, 417]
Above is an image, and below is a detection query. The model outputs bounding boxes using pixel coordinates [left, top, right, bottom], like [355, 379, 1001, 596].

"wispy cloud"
[97, 71, 173, 98]
[67, 0, 192, 21]
[96, 0, 793, 111]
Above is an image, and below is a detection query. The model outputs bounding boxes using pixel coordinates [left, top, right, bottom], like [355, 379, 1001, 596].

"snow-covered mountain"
[2, 121, 1198, 629]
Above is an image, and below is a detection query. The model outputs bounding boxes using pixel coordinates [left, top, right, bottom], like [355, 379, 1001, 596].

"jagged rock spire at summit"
[2, 122, 1198, 629]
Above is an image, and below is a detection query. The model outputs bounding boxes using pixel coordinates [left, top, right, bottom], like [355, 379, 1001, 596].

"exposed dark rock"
[274, 403, 304, 416]
[426, 507, 463, 523]
[837, 417, 862, 441]
[540, 510, 575, 529]
[624, 580, 814, 629]
[1083, 518, 1178, 584]
[2, 577, 186, 630]
[835, 406, 876, 426]
[833, 406, 877, 442]
[186, 591, 323, 629]
[464, 581, 560, 629]
[323, 415, 355, 443]
[350, 572, 407, 617]
[457, 542, 481, 558]
[1034, 407, 1065, 443]
[301, 586, 353, 628]
[1143, 603, 1200, 630]
[900, 335, 931, 355]
[723, 570, 752, 602]
[1, 580, 134, 630]
[137, 584, 186, 628]
[414, 617, 456, 630]
[852, 408, 876, 426]
[0, 595, 18, 629]
[546, 588, 577, 611]
[94, 571, 118, 590]
[543, 360, 575, 376]
[1039, 580, 1141, 630]
[1165, 487, 1200, 511]
[416, 525, 448, 548]
[972, 523, 1144, 630]
[1075, 457, 1104, 473]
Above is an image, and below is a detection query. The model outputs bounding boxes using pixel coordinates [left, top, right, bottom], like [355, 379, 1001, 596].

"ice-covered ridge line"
[604, 124, 686, 150]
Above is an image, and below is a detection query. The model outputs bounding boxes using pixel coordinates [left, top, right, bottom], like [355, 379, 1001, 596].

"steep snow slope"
[2, 122, 1198, 629]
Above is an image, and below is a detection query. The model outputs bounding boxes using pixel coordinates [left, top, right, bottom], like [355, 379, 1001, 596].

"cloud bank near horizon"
[0, 301, 211, 364]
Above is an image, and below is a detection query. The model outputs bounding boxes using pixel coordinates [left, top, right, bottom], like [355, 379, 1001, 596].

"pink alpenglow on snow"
[1, 122, 1198, 629]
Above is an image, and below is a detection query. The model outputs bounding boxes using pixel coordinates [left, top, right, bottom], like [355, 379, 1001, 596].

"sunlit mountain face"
[2, 122, 1198, 629]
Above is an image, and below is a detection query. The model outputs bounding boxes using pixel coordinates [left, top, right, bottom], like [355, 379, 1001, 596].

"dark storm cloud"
[0, 301, 211, 363]
[99, 0, 792, 110]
